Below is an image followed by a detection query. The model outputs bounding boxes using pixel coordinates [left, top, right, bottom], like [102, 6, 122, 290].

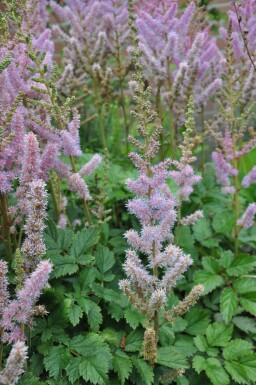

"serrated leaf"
[50, 255, 78, 278]
[159, 324, 175, 347]
[227, 255, 256, 276]
[185, 307, 210, 335]
[174, 335, 197, 357]
[125, 329, 144, 352]
[70, 334, 111, 385]
[95, 245, 115, 280]
[233, 277, 256, 294]
[202, 257, 221, 274]
[41, 328, 52, 343]
[124, 308, 146, 329]
[224, 340, 256, 384]
[57, 228, 74, 250]
[233, 316, 256, 334]
[44, 346, 71, 379]
[194, 335, 218, 357]
[69, 303, 83, 326]
[92, 283, 120, 303]
[113, 349, 132, 384]
[70, 227, 99, 258]
[223, 340, 253, 361]
[193, 218, 218, 247]
[206, 322, 233, 347]
[219, 251, 234, 269]
[220, 288, 238, 322]
[108, 303, 124, 321]
[78, 298, 102, 331]
[193, 356, 229, 385]
[131, 357, 154, 385]
[157, 347, 188, 369]
[204, 358, 230, 385]
[192, 355, 206, 373]
[240, 292, 256, 316]
[212, 210, 234, 234]
[66, 357, 82, 384]
[194, 271, 224, 294]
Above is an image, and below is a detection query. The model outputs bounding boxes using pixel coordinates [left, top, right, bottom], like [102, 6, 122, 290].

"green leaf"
[204, 358, 230, 385]
[157, 347, 188, 369]
[234, 277, 256, 294]
[44, 346, 71, 379]
[233, 316, 256, 334]
[78, 298, 102, 331]
[113, 349, 132, 385]
[220, 288, 238, 322]
[95, 245, 115, 280]
[193, 218, 218, 247]
[131, 357, 154, 385]
[201, 257, 221, 274]
[69, 303, 83, 326]
[185, 307, 210, 335]
[70, 227, 99, 258]
[70, 334, 111, 385]
[212, 210, 234, 234]
[240, 292, 256, 316]
[194, 335, 218, 357]
[224, 340, 256, 384]
[219, 251, 234, 269]
[192, 355, 206, 373]
[174, 335, 197, 357]
[223, 340, 253, 361]
[227, 255, 256, 276]
[50, 255, 78, 278]
[206, 322, 233, 347]
[92, 283, 120, 303]
[66, 357, 82, 384]
[194, 271, 224, 294]
[125, 329, 144, 352]
[124, 307, 146, 329]
[193, 356, 229, 385]
[57, 228, 74, 250]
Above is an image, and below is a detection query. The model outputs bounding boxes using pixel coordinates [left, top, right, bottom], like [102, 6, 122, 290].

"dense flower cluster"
[119, 5, 203, 364]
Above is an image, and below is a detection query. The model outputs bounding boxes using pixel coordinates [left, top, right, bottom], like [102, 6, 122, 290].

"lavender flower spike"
[0, 341, 28, 385]
[2, 260, 52, 342]
[238, 203, 256, 229]
[21, 179, 48, 272]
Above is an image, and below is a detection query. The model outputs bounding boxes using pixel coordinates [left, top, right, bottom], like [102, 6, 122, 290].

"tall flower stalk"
[211, 20, 256, 257]
[119, 0, 203, 366]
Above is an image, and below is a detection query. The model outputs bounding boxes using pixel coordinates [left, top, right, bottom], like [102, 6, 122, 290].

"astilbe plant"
[135, 0, 224, 156]
[210, 12, 256, 257]
[0, 180, 52, 383]
[49, 0, 113, 147]
[119, 1, 203, 369]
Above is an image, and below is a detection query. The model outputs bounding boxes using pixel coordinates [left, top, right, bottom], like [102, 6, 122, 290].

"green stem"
[49, 175, 60, 222]
[0, 328, 3, 370]
[0, 193, 12, 262]
[175, 206, 182, 244]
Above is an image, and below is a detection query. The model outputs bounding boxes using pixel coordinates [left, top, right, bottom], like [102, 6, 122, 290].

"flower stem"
[0, 193, 12, 262]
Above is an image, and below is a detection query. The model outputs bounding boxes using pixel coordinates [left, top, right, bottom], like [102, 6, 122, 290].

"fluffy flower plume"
[0, 341, 28, 385]
[238, 203, 256, 229]
[119, 10, 202, 329]
[21, 179, 48, 272]
[79, 154, 102, 177]
[0, 261, 9, 318]
[135, 1, 223, 124]
[1, 260, 52, 342]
